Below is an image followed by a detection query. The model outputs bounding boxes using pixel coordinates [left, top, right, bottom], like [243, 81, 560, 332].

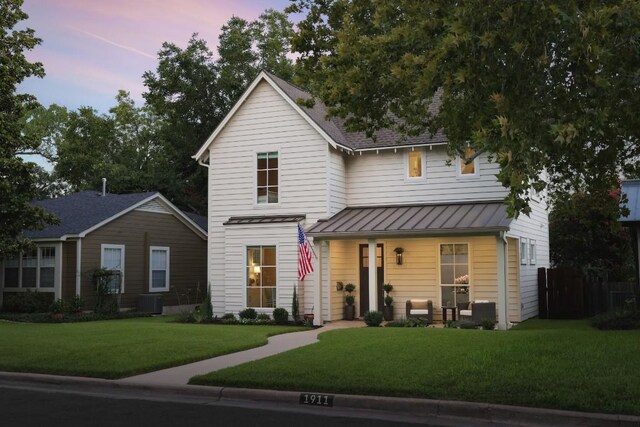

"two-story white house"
[194, 71, 549, 329]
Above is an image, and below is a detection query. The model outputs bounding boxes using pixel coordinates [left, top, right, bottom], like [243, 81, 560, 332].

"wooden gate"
[538, 267, 584, 319]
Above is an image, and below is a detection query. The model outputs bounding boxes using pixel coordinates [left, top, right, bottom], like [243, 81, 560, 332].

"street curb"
[1, 372, 639, 427]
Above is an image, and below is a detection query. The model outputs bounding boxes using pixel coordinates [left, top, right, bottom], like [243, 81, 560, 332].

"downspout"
[197, 157, 211, 312]
[76, 239, 82, 297]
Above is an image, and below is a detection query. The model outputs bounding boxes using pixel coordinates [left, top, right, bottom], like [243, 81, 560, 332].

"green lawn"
[0, 316, 306, 379]
[191, 319, 640, 415]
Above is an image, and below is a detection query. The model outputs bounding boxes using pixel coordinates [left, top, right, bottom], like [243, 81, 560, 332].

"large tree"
[0, 0, 57, 256]
[288, 1, 640, 216]
[143, 9, 296, 212]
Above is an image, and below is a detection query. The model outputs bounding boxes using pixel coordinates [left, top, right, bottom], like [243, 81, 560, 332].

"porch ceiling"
[306, 202, 511, 239]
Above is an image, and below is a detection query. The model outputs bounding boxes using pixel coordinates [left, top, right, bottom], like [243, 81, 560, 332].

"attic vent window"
[257, 152, 278, 204]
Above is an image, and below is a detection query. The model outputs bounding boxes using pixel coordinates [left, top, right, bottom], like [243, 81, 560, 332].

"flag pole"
[299, 222, 318, 260]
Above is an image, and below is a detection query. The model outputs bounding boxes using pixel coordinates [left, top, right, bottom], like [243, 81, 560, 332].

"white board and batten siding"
[207, 80, 331, 316]
[346, 146, 509, 206]
[507, 197, 550, 320]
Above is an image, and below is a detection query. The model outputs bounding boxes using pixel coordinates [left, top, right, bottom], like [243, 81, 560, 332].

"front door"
[359, 244, 384, 316]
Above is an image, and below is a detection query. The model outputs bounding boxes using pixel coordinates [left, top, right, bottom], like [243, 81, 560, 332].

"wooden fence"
[538, 267, 637, 319]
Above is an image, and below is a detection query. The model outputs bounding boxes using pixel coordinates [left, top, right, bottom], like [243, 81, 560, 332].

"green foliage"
[175, 310, 197, 323]
[550, 188, 634, 280]
[289, 1, 640, 215]
[0, 0, 58, 256]
[384, 295, 393, 307]
[0, 311, 151, 323]
[344, 282, 356, 306]
[221, 313, 236, 321]
[459, 321, 478, 330]
[239, 308, 258, 320]
[202, 285, 213, 322]
[592, 310, 640, 330]
[272, 307, 289, 325]
[256, 313, 271, 321]
[69, 295, 83, 313]
[50, 299, 66, 314]
[92, 268, 119, 314]
[363, 310, 384, 327]
[480, 319, 496, 331]
[2, 290, 53, 313]
[383, 283, 393, 294]
[291, 285, 299, 321]
[222, 316, 240, 325]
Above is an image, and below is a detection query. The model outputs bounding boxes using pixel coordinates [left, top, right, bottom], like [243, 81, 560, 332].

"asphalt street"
[0, 382, 494, 427]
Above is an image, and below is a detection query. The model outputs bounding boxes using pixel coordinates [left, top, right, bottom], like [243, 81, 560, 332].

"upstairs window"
[458, 147, 479, 177]
[257, 152, 278, 204]
[407, 150, 426, 179]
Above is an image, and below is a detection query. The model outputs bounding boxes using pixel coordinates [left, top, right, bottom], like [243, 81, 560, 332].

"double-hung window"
[101, 244, 125, 293]
[257, 152, 278, 204]
[529, 239, 537, 265]
[2, 246, 56, 289]
[458, 147, 479, 177]
[407, 150, 426, 179]
[440, 243, 470, 307]
[246, 246, 277, 308]
[520, 238, 528, 265]
[149, 246, 170, 292]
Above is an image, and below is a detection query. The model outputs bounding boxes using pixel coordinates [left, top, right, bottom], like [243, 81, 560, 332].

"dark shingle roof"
[621, 180, 640, 223]
[265, 72, 448, 151]
[224, 214, 306, 225]
[25, 191, 157, 239]
[306, 202, 511, 238]
[185, 212, 208, 232]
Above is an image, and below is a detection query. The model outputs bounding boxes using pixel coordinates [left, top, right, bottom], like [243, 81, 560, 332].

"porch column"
[55, 242, 63, 300]
[313, 239, 323, 326]
[368, 239, 377, 312]
[496, 233, 508, 330]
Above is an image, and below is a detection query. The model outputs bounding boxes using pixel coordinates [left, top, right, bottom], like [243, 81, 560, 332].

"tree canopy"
[288, 0, 640, 216]
[0, 0, 57, 256]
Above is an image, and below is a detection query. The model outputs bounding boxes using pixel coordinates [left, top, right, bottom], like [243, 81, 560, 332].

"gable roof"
[621, 180, 640, 224]
[26, 191, 207, 240]
[306, 201, 511, 239]
[194, 71, 447, 162]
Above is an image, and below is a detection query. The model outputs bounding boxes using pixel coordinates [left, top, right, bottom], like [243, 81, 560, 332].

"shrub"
[0, 311, 151, 323]
[292, 286, 299, 321]
[239, 308, 258, 320]
[256, 313, 271, 321]
[2, 290, 53, 313]
[222, 316, 239, 325]
[363, 310, 384, 327]
[273, 307, 289, 324]
[345, 295, 355, 306]
[459, 320, 478, 329]
[592, 309, 640, 330]
[480, 319, 496, 330]
[386, 318, 407, 327]
[50, 299, 66, 314]
[384, 295, 393, 306]
[406, 317, 426, 327]
[175, 310, 196, 323]
[93, 268, 119, 314]
[202, 285, 213, 321]
[221, 313, 236, 321]
[69, 295, 83, 313]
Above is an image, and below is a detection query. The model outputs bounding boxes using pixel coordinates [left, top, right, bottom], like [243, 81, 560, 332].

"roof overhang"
[306, 202, 511, 240]
[224, 214, 306, 226]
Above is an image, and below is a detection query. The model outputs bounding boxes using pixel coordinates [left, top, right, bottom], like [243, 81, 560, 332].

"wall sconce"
[336, 281, 344, 291]
[393, 247, 404, 265]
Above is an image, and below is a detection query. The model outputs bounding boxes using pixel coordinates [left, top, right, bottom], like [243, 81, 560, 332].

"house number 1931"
[299, 393, 334, 407]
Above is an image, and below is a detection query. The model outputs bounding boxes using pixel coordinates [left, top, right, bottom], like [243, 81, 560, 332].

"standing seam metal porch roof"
[306, 202, 511, 238]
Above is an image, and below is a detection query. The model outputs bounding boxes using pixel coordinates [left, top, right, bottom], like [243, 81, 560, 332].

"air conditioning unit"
[137, 294, 164, 314]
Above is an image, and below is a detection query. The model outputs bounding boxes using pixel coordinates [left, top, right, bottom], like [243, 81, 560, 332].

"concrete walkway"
[118, 321, 364, 387]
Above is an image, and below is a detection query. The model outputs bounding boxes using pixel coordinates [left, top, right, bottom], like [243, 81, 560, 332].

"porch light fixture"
[393, 247, 404, 265]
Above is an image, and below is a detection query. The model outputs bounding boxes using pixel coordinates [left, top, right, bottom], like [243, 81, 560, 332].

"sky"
[19, 0, 293, 113]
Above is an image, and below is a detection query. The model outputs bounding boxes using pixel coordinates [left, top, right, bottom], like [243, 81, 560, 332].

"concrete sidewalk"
[118, 320, 363, 386]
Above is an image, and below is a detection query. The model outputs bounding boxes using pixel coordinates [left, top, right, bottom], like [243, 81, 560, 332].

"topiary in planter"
[344, 283, 356, 320]
[273, 307, 289, 325]
[363, 310, 384, 327]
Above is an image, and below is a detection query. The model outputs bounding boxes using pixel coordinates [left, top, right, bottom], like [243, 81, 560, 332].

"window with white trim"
[407, 149, 426, 179]
[440, 243, 470, 307]
[520, 238, 528, 265]
[458, 147, 479, 177]
[101, 244, 125, 293]
[257, 152, 278, 204]
[149, 246, 170, 292]
[529, 239, 537, 265]
[247, 246, 277, 308]
[2, 246, 56, 289]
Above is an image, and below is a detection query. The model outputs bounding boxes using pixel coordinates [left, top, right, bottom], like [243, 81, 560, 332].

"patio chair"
[405, 299, 433, 324]
[458, 300, 496, 324]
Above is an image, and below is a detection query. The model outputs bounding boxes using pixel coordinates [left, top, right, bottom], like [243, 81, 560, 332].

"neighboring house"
[0, 191, 207, 313]
[193, 71, 549, 329]
[620, 179, 640, 287]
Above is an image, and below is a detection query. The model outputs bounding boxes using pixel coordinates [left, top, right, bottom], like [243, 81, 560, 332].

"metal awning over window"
[224, 214, 306, 225]
[306, 202, 511, 239]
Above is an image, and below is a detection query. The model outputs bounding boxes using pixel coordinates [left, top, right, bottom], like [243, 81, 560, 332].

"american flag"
[298, 223, 314, 281]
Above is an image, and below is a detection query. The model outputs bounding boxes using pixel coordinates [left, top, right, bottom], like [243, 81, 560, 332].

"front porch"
[309, 235, 520, 329]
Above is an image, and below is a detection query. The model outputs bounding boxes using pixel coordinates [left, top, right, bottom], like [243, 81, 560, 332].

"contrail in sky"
[76, 28, 155, 59]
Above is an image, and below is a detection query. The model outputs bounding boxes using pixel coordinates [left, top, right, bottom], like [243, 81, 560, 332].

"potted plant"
[383, 283, 394, 321]
[344, 283, 356, 320]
